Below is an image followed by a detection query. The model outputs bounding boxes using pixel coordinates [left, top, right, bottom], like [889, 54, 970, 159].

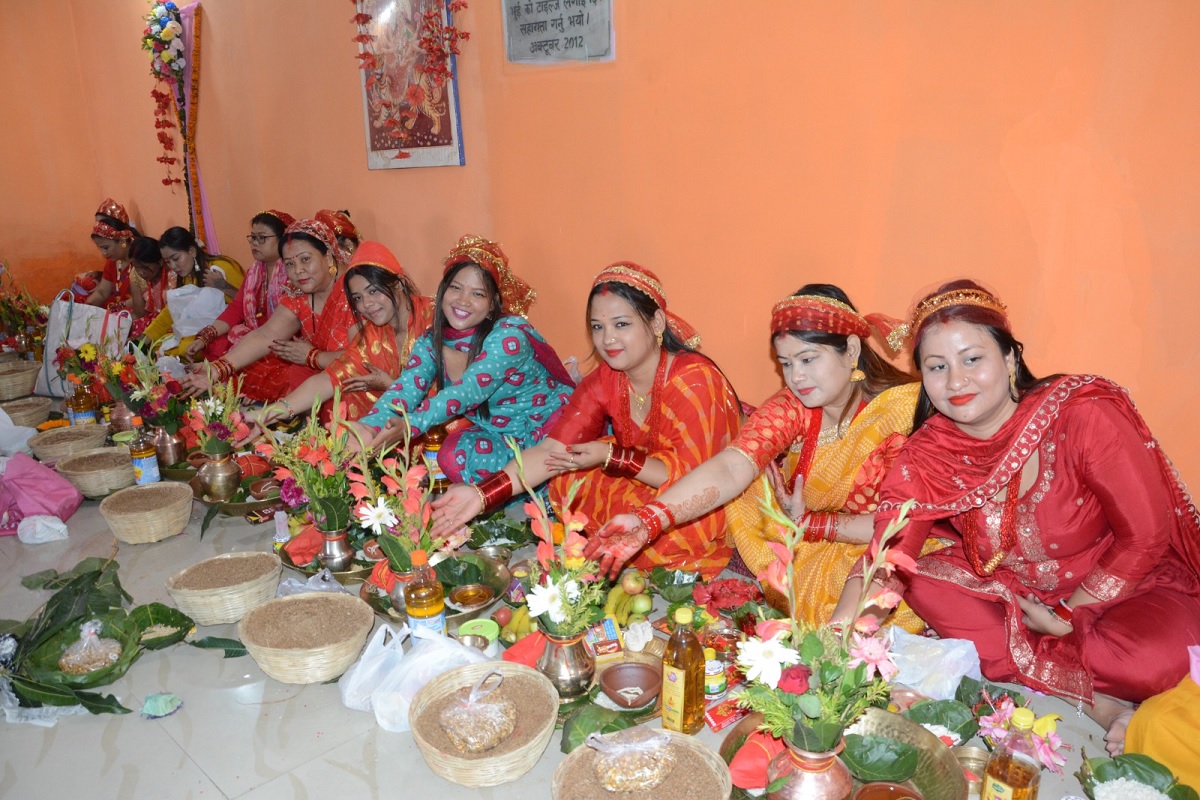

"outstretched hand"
[583, 513, 649, 580]
[430, 484, 484, 539]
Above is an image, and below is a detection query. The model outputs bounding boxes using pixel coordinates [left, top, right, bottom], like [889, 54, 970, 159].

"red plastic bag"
[0, 453, 84, 534]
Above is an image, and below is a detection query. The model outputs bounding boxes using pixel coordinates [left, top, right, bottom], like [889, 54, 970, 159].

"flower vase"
[388, 569, 414, 614]
[536, 631, 594, 700]
[109, 403, 135, 434]
[196, 450, 242, 502]
[151, 425, 187, 469]
[316, 528, 355, 573]
[766, 739, 853, 800]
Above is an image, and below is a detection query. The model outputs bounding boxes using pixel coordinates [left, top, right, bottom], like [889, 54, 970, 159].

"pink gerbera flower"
[847, 631, 898, 681]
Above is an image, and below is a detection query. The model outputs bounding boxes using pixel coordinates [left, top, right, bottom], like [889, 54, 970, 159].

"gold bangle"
[470, 483, 486, 512]
[601, 442, 614, 472]
[279, 398, 294, 419]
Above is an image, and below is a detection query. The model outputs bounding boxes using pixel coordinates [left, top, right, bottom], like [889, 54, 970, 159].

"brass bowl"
[448, 583, 495, 612]
[953, 746, 989, 796]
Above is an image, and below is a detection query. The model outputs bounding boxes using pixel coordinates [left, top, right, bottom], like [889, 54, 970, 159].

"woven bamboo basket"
[56, 447, 135, 499]
[28, 425, 109, 463]
[239, 593, 374, 684]
[0, 362, 39, 401]
[99, 482, 194, 544]
[166, 552, 282, 626]
[0, 395, 52, 427]
[552, 728, 732, 799]
[410, 662, 558, 787]
[0, 351, 18, 363]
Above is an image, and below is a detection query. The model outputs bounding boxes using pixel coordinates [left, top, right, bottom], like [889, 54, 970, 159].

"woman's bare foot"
[1103, 708, 1136, 757]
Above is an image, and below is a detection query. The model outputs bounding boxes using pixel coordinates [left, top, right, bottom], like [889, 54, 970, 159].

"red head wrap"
[316, 210, 358, 241]
[95, 198, 129, 224]
[771, 294, 902, 352]
[592, 261, 701, 348]
[284, 218, 347, 268]
[348, 241, 405, 276]
[257, 209, 296, 228]
[91, 221, 134, 242]
[443, 234, 537, 317]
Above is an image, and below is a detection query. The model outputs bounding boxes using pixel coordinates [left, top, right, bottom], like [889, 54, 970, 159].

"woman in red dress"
[431, 262, 741, 578]
[832, 279, 1200, 753]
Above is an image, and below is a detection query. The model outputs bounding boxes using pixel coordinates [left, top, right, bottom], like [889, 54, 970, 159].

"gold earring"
[656, 330, 664, 347]
[328, 263, 337, 277]
[850, 368, 865, 383]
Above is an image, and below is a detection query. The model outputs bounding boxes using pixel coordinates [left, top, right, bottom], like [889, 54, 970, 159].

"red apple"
[621, 571, 647, 595]
[492, 606, 513, 627]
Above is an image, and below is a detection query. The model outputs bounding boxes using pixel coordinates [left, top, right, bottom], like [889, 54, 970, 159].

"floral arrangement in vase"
[255, 403, 353, 533]
[122, 344, 188, 434]
[54, 342, 101, 388]
[186, 378, 249, 455]
[0, 265, 48, 341]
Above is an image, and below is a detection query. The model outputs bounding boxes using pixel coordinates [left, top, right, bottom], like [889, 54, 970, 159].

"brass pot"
[536, 631, 595, 699]
[767, 738, 853, 800]
[152, 425, 188, 469]
[317, 529, 356, 573]
[196, 451, 242, 502]
[109, 403, 136, 433]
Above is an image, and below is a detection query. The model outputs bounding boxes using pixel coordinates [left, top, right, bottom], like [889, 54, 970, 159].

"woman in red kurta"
[431, 262, 741, 579]
[833, 280, 1200, 752]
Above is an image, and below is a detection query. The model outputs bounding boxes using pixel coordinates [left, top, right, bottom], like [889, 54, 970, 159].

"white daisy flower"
[527, 580, 566, 623]
[736, 633, 802, 690]
[355, 498, 397, 536]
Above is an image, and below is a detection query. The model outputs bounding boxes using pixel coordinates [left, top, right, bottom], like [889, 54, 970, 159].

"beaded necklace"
[961, 470, 1023, 575]
[617, 348, 669, 448]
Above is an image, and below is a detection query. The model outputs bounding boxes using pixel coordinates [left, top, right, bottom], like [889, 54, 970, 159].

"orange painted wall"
[2, 1, 1198, 482]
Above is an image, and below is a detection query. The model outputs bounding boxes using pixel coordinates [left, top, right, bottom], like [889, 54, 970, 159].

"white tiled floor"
[1, 492, 1103, 798]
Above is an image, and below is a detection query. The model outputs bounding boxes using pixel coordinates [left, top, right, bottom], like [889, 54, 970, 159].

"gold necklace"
[816, 417, 852, 447]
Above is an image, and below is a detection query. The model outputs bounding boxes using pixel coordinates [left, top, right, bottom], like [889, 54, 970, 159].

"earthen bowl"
[599, 662, 661, 709]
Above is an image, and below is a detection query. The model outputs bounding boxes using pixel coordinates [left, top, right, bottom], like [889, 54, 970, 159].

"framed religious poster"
[354, 0, 466, 169]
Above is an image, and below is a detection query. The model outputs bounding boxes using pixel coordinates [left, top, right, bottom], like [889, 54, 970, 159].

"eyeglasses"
[246, 234, 278, 245]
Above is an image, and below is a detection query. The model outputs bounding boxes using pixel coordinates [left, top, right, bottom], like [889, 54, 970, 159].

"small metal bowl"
[953, 746, 989, 796]
[474, 545, 512, 566]
[455, 633, 490, 652]
[448, 583, 495, 612]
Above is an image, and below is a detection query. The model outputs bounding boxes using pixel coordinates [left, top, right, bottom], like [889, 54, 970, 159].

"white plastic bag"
[36, 291, 132, 397]
[17, 515, 69, 544]
[276, 568, 353, 598]
[340, 624, 409, 712]
[0, 408, 35, 457]
[890, 628, 981, 700]
[371, 626, 492, 733]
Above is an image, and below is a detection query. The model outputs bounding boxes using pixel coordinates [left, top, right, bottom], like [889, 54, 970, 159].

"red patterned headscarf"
[592, 261, 702, 348]
[283, 218, 348, 268]
[257, 209, 296, 228]
[91, 220, 134, 242]
[770, 294, 902, 352]
[443, 234, 537, 317]
[95, 198, 129, 224]
[888, 283, 1010, 351]
[316, 209, 358, 242]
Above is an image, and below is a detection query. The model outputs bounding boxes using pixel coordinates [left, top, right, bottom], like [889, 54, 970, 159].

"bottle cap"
[674, 607, 693, 625]
[1010, 707, 1035, 730]
[704, 647, 717, 661]
[410, 548, 429, 567]
[132, 415, 143, 426]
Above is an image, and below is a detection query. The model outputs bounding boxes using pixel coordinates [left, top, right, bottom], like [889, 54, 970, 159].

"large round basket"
[410, 661, 558, 788]
[99, 482, 194, 544]
[29, 425, 109, 463]
[552, 728, 732, 800]
[165, 552, 283, 626]
[56, 447, 135, 499]
[0, 362, 39, 401]
[0, 396, 52, 427]
[239, 593, 374, 684]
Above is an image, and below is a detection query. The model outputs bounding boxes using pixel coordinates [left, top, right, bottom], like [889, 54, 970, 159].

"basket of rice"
[165, 552, 282, 626]
[99, 482, 194, 544]
[239, 593, 374, 684]
[409, 662, 558, 787]
[0, 361, 39, 401]
[56, 447, 135, 499]
[0, 395, 52, 427]
[28, 424, 109, 463]
[552, 728, 732, 800]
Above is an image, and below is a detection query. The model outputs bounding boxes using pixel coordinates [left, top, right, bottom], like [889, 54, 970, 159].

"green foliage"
[378, 533, 415, 572]
[956, 674, 1025, 710]
[189, 637, 247, 658]
[647, 567, 699, 604]
[560, 704, 632, 753]
[310, 495, 351, 532]
[467, 512, 534, 549]
[434, 554, 485, 590]
[1076, 750, 1197, 800]
[842, 734, 920, 783]
[199, 503, 221, 539]
[903, 699, 980, 743]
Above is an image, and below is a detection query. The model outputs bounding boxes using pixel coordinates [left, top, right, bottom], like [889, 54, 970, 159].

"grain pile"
[174, 554, 278, 591]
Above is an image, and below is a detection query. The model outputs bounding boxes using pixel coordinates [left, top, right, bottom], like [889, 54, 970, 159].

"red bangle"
[602, 446, 646, 478]
[801, 512, 838, 543]
[306, 347, 323, 370]
[196, 325, 219, 346]
[1050, 599, 1074, 626]
[209, 358, 233, 383]
[631, 505, 664, 543]
[652, 500, 676, 529]
[475, 471, 514, 514]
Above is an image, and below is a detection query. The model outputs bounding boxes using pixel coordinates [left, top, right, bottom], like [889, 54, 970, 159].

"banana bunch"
[499, 604, 537, 643]
[603, 584, 651, 626]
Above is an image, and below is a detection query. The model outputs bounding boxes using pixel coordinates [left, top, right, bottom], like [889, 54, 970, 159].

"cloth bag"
[36, 291, 132, 398]
[0, 452, 84, 535]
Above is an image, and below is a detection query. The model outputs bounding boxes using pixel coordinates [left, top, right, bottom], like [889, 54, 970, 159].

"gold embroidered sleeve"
[1080, 567, 1132, 602]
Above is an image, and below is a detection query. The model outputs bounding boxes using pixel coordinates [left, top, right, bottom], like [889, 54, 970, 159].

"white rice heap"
[1093, 778, 1171, 800]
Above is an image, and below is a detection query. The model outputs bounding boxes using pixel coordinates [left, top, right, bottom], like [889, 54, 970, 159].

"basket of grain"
[56, 447, 136, 499]
[551, 728, 733, 800]
[99, 482, 194, 544]
[0, 395, 52, 427]
[409, 661, 558, 787]
[166, 552, 282, 626]
[239, 593, 374, 684]
[28, 424, 109, 463]
[0, 362, 39, 401]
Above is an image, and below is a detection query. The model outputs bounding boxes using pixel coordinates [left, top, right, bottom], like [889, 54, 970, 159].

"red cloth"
[279, 274, 355, 394]
[728, 731, 786, 790]
[369, 559, 396, 592]
[872, 375, 1200, 703]
[501, 630, 547, 667]
[100, 258, 132, 313]
[283, 524, 322, 567]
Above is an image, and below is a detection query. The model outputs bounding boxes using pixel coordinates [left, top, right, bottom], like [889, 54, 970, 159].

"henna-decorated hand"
[584, 514, 649, 580]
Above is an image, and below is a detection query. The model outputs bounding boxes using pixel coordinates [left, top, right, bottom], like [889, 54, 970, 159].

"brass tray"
[189, 476, 280, 516]
[359, 554, 510, 629]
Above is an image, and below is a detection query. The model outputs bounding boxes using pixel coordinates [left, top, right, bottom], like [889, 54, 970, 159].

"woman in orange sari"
[256, 241, 432, 424]
[432, 263, 741, 579]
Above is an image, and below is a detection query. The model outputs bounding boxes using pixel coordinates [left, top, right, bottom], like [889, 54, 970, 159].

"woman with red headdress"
[430, 262, 741, 579]
[316, 209, 359, 259]
[586, 286, 938, 607]
[345, 234, 574, 482]
[184, 210, 296, 402]
[84, 199, 137, 312]
[255, 241, 433, 424]
[831, 279, 1200, 754]
[180, 218, 356, 402]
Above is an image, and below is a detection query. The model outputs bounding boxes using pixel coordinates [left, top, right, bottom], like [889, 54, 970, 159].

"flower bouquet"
[186, 378, 249, 455]
[122, 342, 187, 434]
[54, 342, 101, 390]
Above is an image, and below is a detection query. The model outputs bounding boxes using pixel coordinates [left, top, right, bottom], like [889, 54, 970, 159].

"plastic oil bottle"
[981, 707, 1041, 799]
[661, 606, 705, 734]
[66, 383, 97, 425]
[403, 549, 446, 636]
[128, 416, 161, 485]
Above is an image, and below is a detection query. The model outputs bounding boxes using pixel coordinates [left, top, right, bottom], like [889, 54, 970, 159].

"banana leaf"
[189, 637, 248, 658]
[130, 603, 194, 650]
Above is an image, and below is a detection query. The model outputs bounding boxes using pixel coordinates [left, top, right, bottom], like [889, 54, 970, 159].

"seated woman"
[180, 218, 356, 403]
[140, 227, 244, 356]
[128, 237, 173, 339]
[346, 235, 575, 483]
[256, 240, 432, 424]
[831, 280, 1200, 752]
[84, 209, 136, 313]
[432, 263, 741, 578]
[317, 209, 360, 259]
[185, 210, 296, 402]
[586, 288, 935, 621]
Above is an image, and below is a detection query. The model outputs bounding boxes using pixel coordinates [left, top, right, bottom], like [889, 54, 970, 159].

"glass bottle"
[704, 646, 727, 702]
[403, 549, 446, 636]
[66, 383, 97, 426]
[661, 606, 705, 734]
[128, 416, 161, 485]
[419, 424, 452, 495]
[981, 707, 1041, 799]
